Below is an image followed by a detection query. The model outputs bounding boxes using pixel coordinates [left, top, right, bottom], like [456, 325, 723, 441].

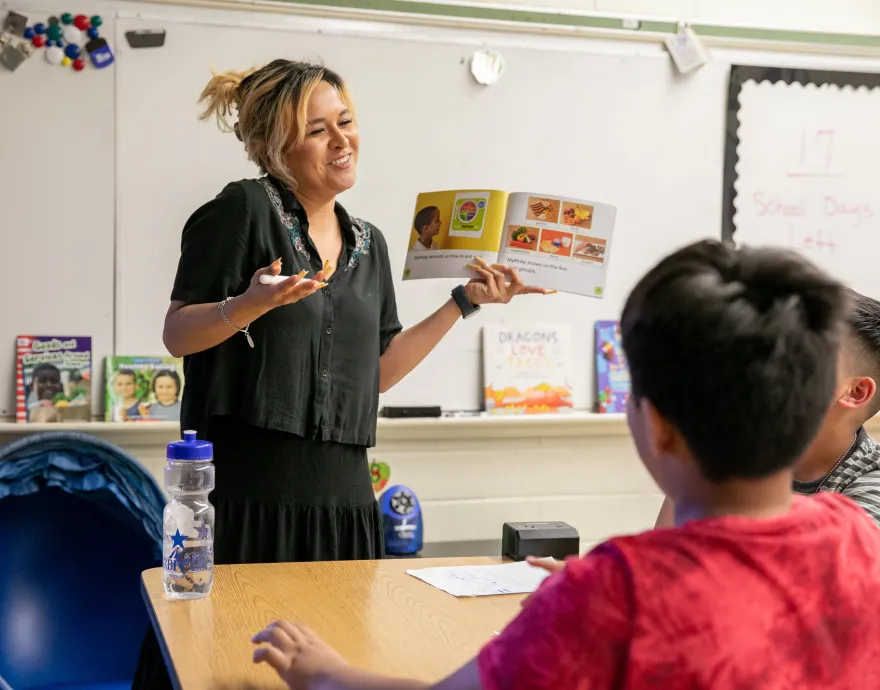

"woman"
[134, 59, 548, 688]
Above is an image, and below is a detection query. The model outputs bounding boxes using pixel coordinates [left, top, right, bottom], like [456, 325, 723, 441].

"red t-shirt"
[479, 494, 880, 690]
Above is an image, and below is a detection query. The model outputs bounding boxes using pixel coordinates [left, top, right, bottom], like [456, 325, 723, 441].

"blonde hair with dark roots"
[198, 59, 354, 191]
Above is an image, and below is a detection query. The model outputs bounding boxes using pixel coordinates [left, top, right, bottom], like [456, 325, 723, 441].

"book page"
[497, 193, 617, 298]
[402, 190, 507, 281]
[407, 559, 553, 597]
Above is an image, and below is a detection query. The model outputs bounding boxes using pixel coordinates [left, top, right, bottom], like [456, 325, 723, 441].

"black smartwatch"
[451, 284, 481, 319]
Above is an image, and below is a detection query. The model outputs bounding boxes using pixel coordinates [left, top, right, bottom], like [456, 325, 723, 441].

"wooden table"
[142, 558, 524, 690]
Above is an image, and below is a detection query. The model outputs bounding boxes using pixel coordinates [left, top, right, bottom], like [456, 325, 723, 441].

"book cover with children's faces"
[16, 336, 92, 423]
[105, 356, 184, 422]
[483, 324, 574, 415]
[594, 321, 630, 414]
[403, 189, 508, 280]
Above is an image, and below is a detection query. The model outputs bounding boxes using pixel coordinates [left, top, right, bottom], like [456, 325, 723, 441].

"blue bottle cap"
[167, 430, 213, 461]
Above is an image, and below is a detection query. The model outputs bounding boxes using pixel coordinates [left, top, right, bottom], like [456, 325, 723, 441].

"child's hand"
[525, 556, 564, 575]
[520, 557, 566, 608]
[252, 620, 348, 690]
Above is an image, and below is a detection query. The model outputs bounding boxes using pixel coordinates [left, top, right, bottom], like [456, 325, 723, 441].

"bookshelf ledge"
[0, 413, 630, 446]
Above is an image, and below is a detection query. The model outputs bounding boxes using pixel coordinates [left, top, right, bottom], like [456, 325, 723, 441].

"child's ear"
[644, 400, 677, 458]
[840, 376, 877, 410]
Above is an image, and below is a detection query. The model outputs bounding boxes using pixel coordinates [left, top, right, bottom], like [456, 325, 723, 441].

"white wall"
[459, 0, 880, 35]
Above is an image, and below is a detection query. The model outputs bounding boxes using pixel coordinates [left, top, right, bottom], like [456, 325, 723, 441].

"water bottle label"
[164, 525, 213, 574]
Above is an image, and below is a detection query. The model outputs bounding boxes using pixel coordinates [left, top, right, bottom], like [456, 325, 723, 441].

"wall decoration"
[370, 461, 391, 494]
[470, 49, 505, 86]
[6, 11, 114, 72]
[1, 11, 33, 71]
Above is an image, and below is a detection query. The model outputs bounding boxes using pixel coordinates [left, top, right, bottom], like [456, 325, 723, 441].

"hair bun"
[197, 67, 258, 133]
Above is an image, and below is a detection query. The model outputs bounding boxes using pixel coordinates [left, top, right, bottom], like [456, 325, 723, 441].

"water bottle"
[163, 430, 215, 599]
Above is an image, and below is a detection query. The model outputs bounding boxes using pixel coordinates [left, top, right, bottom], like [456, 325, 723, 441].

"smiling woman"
[134, 58, 551, 689]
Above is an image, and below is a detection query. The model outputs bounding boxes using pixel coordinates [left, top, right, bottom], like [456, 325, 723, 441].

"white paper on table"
[406, 559, 554, 597]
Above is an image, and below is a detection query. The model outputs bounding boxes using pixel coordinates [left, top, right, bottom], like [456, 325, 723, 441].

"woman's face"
[114, 374, 136, 399]
[154, 375, 179, 405]
[287, 81, 359, 202]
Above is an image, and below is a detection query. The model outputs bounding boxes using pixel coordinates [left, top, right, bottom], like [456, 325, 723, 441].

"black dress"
[132, 177, 401, 688]
[209, 416, 383, 564]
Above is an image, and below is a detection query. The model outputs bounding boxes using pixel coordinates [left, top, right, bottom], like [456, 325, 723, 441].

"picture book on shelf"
[403, 190, 616, 298]
[594, 321, 630, 413]
[105, 356, 184, 422]
[483, 323, 574, 415]
[16, 336, 92, 423]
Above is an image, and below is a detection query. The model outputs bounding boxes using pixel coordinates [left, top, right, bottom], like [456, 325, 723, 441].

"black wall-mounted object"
[125, 29, 166, 49]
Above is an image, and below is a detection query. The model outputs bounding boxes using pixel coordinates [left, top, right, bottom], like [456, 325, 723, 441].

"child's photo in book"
[410, 205, 445, 251]
[105, 356, 184, 422]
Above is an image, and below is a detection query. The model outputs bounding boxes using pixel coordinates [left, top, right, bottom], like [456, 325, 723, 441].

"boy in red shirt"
[252, 241, 880, 690]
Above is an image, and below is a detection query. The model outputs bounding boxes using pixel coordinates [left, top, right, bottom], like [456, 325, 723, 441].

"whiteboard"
[115, 13, 733, 411]
[730, 67, 880, 300]
[7, 4, 879, 419]
[0, 11, 115, 419]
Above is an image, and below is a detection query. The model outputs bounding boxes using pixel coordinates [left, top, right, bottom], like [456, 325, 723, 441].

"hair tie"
[234, 121, 242, 141]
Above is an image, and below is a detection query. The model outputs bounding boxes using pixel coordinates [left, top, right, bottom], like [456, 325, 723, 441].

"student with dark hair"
[250, 241, 880, 690]
[412, 206, 441, 250]
[656, 289, 880, 528]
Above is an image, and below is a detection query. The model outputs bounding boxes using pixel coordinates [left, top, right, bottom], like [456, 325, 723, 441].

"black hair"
[31, 363, 61, 379]
[116, 368, 136, 381]
[621, 240, 846, 483]
[152, 369, 181, 402]
[846, 290, 880, 415]
[414, 206, 439, 233]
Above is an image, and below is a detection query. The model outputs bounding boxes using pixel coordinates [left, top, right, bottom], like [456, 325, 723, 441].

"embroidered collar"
[258, 176, 371, 269]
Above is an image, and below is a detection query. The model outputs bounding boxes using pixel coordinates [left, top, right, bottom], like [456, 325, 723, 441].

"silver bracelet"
[218, 297, 254, 348]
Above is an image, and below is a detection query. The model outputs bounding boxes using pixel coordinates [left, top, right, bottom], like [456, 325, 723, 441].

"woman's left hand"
[252, 620, 348, 690]
[464, 256, 555, 306]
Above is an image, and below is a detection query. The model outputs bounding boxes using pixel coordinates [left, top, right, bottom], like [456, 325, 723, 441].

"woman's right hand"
[246, 258, 332, 310]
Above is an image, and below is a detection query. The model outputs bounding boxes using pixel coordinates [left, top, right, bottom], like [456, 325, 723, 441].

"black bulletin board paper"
[722, 65, 880, 244]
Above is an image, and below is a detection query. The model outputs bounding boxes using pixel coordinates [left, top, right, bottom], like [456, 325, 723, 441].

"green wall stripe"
[271, 0, 880, 50]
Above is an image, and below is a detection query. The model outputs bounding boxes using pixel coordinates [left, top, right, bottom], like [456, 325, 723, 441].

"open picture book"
[402, 190, 617, 298]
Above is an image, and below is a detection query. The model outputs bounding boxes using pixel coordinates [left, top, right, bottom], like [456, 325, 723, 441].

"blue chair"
[0, 433, 165, 690]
